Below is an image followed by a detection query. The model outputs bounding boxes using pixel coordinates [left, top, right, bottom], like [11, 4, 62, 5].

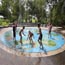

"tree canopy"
[0, 0, 65, 25]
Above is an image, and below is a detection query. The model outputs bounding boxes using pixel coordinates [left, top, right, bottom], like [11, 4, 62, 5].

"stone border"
[0, 27, 65, 57]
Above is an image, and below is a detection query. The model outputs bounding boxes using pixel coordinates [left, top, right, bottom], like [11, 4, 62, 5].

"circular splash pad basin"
[0, 27, 65, 57]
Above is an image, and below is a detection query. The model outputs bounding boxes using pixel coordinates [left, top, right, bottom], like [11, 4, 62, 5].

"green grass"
[0, 18, 10, 26]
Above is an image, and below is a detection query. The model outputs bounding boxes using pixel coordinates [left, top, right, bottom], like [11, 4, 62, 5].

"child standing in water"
[12, 21, 17, 40]
[19, 26, 25, 44]
[37, 24, 43, 50]
[28, 31, 35, 47]
[47, 22, 52, 38]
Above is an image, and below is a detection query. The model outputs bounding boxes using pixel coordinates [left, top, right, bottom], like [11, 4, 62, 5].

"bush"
[0, 18, 10, 26]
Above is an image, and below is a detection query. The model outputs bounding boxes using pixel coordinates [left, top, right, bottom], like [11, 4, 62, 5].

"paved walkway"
[0, 27, 65, 65]
[0, 48, 65, 65]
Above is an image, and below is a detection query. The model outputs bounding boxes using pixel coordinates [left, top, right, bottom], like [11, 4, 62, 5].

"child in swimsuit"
[19, 26, 25, 44]
[37, 24, 43, 50]
[12, 21, 17, 40]
[47, 22, 52, 38]
[28, 31, 35, 47]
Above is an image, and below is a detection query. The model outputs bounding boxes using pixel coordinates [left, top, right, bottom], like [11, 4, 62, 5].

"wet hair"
[29, 31, 31, 33]
[38, 23, 41, 27]
[23, 26, 25, 29]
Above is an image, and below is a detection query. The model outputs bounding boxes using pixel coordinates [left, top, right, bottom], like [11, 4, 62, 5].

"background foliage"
[0, 0, 65, 26]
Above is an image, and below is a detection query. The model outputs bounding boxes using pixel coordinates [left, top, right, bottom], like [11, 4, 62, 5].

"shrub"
[0, 18, 10, 26]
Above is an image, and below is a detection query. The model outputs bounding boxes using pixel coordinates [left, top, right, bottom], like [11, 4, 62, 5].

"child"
[19, 26, 25, 44]
[37, 24, 43, 50]
[28, 31, 35, 47]
[12, 21, 17, 40]
[47, 22, 52, 38]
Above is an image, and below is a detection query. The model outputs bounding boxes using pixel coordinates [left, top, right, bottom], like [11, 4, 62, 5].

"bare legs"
[20, 36, 22, 44]
[38, 39, 44, 50]
[29, 37, 34, 47]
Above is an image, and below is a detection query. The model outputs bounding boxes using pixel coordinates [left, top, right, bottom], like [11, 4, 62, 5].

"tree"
[28, 0, 46, 23]
[47, 0, 65, 25]
[0, 0, 11, 19]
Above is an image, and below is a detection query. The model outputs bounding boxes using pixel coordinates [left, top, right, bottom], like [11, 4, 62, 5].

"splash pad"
[0, 27, 65, 57]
